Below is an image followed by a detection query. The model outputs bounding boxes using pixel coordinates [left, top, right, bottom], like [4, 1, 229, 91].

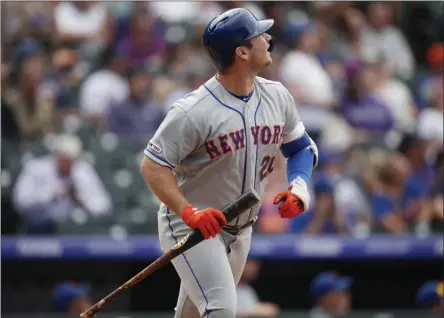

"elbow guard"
[309, 136, 319, 169]
[280, 133, 319, 169]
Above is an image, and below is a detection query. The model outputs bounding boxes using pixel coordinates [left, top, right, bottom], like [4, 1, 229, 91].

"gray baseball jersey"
[144, 75, 306, 318]
[144, 75, 305, 227]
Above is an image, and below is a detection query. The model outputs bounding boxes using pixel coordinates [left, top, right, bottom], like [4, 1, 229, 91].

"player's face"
[247, 33, 273, 71]
[334, 290, 351, 314]
[322, 290, 351, 314]
[56, 155, 74, 177]
[69, 296, 93, 314]
[23, 54, 44, 83]
[130, 73, 150, 99]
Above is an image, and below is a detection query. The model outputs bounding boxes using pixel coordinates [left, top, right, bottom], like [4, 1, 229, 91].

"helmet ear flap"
[268, 36, 276, 52]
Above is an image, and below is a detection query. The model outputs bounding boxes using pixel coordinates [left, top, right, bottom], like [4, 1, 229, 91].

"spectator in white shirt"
[280, 14, 336, 109]
[417, 75, 444, 148]
[279, 12, 336, 138]
[221, 2, 266, 21]
[79, 47, 129, 128]
[148, 2, 225, 26]
[362, 2, 415, 81]
[53, 1, 110, 48]
[13, 134, 112, 234]
[370, 50, 418, 133]
[332, 7, 370, 62]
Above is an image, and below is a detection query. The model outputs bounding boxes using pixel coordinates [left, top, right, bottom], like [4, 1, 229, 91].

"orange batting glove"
[273, 177, 310, 219]
[181, 206, 227, 239]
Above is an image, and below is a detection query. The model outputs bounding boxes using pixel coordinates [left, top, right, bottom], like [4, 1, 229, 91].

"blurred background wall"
[1, 1, 443, 317]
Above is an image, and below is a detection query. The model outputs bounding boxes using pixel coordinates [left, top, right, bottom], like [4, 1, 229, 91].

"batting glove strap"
[290, 177, 310, 211]
[181, 206, 197, 226]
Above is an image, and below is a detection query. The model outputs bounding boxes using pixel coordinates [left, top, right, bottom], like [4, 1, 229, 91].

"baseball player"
[416, 280, 444, 313]
[140, 8, 318, 318]
[308, 272, 352, 316]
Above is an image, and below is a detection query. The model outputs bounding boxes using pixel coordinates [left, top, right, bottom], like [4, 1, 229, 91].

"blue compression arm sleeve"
[285, 148, 314, 184]
[280, 133, 315, 185]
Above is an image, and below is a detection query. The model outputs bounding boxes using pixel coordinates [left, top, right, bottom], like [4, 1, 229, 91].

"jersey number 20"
[259, 155, 275, 182]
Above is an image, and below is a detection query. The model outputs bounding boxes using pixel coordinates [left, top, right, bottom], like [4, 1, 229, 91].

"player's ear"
[235, 46, 249, 61]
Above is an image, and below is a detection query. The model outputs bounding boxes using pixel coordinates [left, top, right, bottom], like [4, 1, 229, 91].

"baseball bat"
[80, 189, 261, 318]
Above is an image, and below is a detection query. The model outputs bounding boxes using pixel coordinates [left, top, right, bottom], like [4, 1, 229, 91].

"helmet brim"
[247, 19, 274, 40]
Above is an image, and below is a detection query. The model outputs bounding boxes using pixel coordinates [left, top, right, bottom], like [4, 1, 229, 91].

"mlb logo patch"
[149, 142, 162, 153]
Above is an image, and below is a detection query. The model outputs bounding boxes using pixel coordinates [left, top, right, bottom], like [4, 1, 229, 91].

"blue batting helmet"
[202, 8, 275, 70]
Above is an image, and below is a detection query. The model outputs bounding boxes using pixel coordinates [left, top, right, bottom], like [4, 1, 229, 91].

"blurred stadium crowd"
[1, 1, 443, 238]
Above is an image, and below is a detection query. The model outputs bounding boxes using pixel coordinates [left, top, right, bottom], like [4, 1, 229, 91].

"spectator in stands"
[12, 134, 112, 234]
[339, 59, 394, 138]
[236, 260, 280, 318]
[371, 50, 418, 133]
[1, 2, 55, 52]
[429, 151, 444, 228]
[162, 42, 199, 80]
[53, 281, 93, 315]
[1, 63, 20, 140]
[311, 1, 352, 27]
[317, 51, 347, 100]
[110, 2, 144, 44]
[148, 2, 224, 26]
[195, 2, 225, 26]
[416, 280, 444, 314]
[427, 43, 443, 77]
[279, 11, 336, 139]
[398, 134, 436, 235]
[106, 68, 164, 147]
[161, 67, 210, 115]
[333, 7, 369, 63]
[262, 2, 290, 48]
[2, 39, 55, 143]
[79, 46, 129, 128]
[367, 153, 409, 234]
[309, 272, 352, 316]
[106, 1, 135, 21]
[148, 2, 200, 24]
[53, 1, 110, 50]
[316, 115, 372, 236]
[417, 74, 444, 148]
[50, 47, 84, 113]
[414, 42, 443, 111]
[363, 2, 415, 81]
[116, 8, 165, 68]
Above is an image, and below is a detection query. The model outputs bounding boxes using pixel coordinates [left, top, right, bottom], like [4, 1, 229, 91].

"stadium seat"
[57, 211, 112, 235]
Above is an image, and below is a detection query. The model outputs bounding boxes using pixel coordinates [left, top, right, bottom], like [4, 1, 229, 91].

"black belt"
[223, 219, 255, 235]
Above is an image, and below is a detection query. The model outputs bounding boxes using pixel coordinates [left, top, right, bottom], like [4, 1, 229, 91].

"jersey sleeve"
[144, 105, 201, 168]
[281, 87, 305, 144]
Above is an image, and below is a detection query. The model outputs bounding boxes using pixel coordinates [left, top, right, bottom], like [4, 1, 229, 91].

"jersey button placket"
[245, 108, 256, 188]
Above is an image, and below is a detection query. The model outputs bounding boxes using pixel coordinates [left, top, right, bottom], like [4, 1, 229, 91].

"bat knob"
[80, 311, 95, 318]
